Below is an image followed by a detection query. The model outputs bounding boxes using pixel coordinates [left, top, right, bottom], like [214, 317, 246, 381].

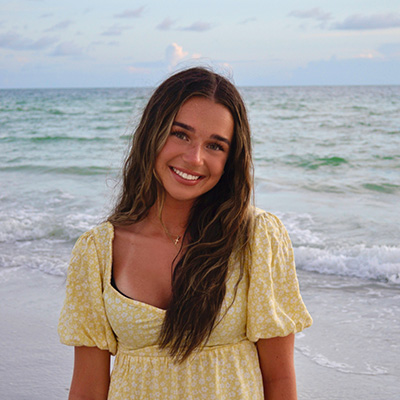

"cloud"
[239, 18, 257, 25]
[102, 24, 131, 36]
[157, 19, 213, 32]
[0, 32, 57, 50]
[45, 20, 72, 32]
[166, 43, 188, 69]
[156, 17, 176, 31]
[180, 21, 214, 32]
[288, 8, 332, 21]
[50, 42, 83, 56]
[289, 9, 400, 31]
[126, 43, 201, 76]
[114, 7, 144, 19]
[354, 52, 376, 59]
[127, 66, 150, 74]
[333, 13, 400, 30]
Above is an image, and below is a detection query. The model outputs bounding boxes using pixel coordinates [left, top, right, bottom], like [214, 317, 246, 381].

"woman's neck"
[147, 198, 192, 239]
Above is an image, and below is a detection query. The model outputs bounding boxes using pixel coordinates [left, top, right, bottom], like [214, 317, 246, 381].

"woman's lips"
[170, 167, 203, 181]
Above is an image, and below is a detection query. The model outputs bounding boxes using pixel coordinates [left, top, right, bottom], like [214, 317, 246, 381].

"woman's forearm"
[68, 346, 111, 400]
[262, 375, 297, 400]
[257, 334, 297, 400]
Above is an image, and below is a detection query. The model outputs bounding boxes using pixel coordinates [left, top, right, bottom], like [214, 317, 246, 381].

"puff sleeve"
[246, 211, 312, 342]
[58, 229, 117, 354]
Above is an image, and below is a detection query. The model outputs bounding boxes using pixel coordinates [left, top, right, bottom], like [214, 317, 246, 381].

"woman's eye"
[171, 131, 187, 140]
[208, 142, 225, 151]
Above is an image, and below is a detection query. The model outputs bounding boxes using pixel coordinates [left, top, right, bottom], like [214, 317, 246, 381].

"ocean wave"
[295, 345, 388, 376]
[0, 195, 107, 275]
[48, 109, 66, 115]
[265, 154, 351, 171]
[1, 207, 399, 284]
[30, 135, 111, 142]
[295, 245, 400, 284]
[0, 252, 67, 277]
[0, 207, 102, 244]
[362, 183, 400, 194]
[103, 109, 132, 114]
[0, 165, 113, 175]
[1, 135, 116, 144]
[12, 106, 85, 116]
[295, 156, 348, 170]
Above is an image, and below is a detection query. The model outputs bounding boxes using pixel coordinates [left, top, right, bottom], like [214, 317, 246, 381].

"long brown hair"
[108, 67, 253, 361]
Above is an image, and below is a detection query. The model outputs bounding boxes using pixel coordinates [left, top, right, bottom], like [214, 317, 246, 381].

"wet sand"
[296, 271, 399, 400]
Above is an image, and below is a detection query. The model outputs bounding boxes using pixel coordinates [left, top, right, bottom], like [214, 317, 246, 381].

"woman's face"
[155, 96, 234, 207]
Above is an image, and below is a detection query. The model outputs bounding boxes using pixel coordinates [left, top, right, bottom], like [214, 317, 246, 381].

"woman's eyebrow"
[173, 121, 195, 132]
[172, 121, 231, 146]
[211, 134, 231, 146]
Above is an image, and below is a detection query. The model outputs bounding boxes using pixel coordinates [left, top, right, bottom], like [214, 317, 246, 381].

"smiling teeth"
[172, 167, 201, 181]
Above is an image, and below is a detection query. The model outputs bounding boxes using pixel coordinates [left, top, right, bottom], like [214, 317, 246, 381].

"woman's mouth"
[171, 167, 202, 181]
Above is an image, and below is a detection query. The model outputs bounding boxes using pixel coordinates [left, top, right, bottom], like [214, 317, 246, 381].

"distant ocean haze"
[0, 85, 399, 283]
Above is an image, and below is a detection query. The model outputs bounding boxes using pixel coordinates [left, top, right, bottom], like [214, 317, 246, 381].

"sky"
[1, 0, 400, 88]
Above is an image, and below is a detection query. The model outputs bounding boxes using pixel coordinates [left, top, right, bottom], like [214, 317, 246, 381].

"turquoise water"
[1, 86, 399, 283]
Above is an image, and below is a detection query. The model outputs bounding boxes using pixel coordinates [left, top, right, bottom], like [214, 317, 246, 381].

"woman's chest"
[104, 264, 249, 350]
[113, 231, 180, 310]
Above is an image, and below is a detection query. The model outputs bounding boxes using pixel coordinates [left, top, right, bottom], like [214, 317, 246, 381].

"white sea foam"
[1, 203, 399, 283]
[270, 211, 400, 284]
[0, 252, 68, 277]
[294, 245, 400, 284]
[295, 345, 388, 376]
[0, 206, 102, 243]
[275, 211, 324, 246]
[0, 205, 101, 276]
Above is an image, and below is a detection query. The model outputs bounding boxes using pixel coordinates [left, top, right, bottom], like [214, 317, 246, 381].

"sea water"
[1, 85, 399, 283]
[1, 85, 399, 399]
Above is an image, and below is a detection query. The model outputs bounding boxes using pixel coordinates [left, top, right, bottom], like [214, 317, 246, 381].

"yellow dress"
[58, 209, 312, 399]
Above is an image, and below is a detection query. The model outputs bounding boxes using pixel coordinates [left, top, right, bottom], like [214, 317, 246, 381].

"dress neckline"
[105, 221, 168, 313]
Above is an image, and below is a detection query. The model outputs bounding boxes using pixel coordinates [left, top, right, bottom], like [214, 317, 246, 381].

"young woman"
[59, 67, 312, 400]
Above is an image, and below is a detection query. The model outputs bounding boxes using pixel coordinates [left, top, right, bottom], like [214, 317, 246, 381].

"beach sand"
[295, 271, 399, 400]
[0, 268, 399, 400]
[0, 268, 73, 400]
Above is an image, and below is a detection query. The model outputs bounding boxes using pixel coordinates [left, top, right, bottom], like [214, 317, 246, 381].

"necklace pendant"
[174, 236, 180, 246]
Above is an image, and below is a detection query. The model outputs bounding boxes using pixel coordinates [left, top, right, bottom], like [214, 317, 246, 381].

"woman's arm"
[257, 333, 297, 400]
[68, 346, 111, 400]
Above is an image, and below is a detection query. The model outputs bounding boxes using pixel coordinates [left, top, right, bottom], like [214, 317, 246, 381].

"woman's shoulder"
[251, 207, 286, 232]
[73, 221, 114, 249]
[90, 220, 114, 239]
[247, 207, 294, 256]
[68, 221, 114, 276]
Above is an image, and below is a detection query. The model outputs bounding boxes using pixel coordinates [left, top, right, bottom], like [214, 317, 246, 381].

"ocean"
[1, 85, 399, 399]
[1, 86, 399, 283]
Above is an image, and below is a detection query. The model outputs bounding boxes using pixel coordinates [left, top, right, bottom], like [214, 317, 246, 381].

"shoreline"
[0, 268, 399, 399]
[295, 270, 400, 399]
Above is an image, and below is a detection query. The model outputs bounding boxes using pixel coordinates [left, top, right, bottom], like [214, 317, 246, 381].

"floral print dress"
[58, 209, 312, 399]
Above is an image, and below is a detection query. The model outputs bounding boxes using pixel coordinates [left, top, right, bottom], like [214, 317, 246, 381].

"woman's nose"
[183, 144, 203, 165]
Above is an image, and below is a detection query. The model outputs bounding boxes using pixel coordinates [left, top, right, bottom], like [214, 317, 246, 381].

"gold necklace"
[165, 230, 181, 247]
[160, 222, 182, 247]
[173, 235, 181, 246]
